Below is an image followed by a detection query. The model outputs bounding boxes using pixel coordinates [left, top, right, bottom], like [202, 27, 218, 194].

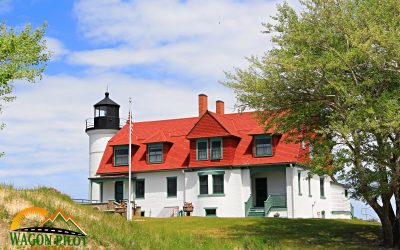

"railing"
[264, 195, 287, 216]
[85, 117, 127, 130]
[244, 194, 253, 217]
[73, 199, 101, 204]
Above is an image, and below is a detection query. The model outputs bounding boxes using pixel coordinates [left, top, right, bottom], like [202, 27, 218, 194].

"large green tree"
[0, 23, 50, 155]
[224, 0, 400, 248]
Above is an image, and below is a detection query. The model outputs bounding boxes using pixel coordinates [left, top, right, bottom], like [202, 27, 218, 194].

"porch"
[244, 166, 288, 217]
[89, 175, 136, 203]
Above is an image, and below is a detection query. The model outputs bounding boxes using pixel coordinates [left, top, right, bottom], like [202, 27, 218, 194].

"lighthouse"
[85, 92, 121, 202]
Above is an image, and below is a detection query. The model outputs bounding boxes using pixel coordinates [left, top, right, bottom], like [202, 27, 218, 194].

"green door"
[115, 181, 124, 202]
[255, 178, 268, 207]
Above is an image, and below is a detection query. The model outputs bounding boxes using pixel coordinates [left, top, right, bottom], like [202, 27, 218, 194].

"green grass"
[0, 185, 382, 249]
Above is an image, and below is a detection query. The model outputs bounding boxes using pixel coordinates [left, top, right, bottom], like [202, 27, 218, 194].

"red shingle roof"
[143, 130, 171, 144]
[96, 111, 304, 175]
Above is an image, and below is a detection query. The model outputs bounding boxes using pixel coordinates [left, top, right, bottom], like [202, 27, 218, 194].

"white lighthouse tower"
[85, 92, 120, 202]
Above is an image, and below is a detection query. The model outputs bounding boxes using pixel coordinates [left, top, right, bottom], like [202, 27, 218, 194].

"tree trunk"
[394, 187, 400, 249]
[381, 214, 394, 248]
[368, 197, 395, 248]
[393, 217, 399, 249]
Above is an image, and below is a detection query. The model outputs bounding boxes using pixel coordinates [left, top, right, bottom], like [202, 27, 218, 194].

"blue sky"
[0, 0, 375, 219]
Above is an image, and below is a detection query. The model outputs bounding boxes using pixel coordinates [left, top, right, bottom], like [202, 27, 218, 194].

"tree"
[0, 23, 50, 155]
[224, 0, 400, 248]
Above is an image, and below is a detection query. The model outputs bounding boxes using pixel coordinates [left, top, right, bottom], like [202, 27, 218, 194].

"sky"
[0, 0, 375, 219]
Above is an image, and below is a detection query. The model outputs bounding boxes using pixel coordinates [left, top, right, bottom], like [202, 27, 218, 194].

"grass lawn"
[138, 217, 381, 250]
[0, 185, 382, 249]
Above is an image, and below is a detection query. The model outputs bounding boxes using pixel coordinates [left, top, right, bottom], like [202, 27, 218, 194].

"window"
[205, 208, 217, 217]
[167, 177, 177, 197]
[320, 177, 325, 198]
[345, 189, 348, 198]
[95, 107, 107, 117]
[199, 175, 208, 194]
[114, 145, 129, 166]
[210, 138, 222, 160]
[298, 171, 302, 195]
[254, 135, 272, 157]
[136, 179, 145, 198]
[212, 175, 224, 194]
[196, 139, 208, 160]
[308, 176, 312, 197]
[148, 143, 163, 163]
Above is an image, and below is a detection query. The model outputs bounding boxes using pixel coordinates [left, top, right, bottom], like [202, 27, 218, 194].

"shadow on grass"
[224, 218, 382, 250]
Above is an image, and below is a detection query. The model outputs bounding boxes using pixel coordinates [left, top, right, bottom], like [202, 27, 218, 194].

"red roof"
[143, 130, 171, 144]
[96, 111, 304, 175]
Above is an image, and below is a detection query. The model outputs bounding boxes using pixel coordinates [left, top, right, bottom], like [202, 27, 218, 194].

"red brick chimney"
[216, 100, 224, 115]
[198, 94, 208, 117]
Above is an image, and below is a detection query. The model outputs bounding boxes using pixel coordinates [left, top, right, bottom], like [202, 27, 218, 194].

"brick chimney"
[216, 100, 224, 115]
[198, 94, 208, 117]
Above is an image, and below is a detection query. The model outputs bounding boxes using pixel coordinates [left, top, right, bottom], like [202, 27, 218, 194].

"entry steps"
[248, 207, 265, 217]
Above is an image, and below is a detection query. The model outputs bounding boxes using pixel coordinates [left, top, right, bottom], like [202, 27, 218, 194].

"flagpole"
[127, 98, 133, 221]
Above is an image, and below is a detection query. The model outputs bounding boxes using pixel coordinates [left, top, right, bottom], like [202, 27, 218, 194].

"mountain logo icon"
[39, 208, 87, 236]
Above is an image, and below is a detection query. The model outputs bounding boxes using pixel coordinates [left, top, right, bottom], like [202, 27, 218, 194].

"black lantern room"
[86, 92, 120, 131]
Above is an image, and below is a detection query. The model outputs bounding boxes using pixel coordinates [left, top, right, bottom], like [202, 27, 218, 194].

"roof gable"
[187, 111, 239, 139]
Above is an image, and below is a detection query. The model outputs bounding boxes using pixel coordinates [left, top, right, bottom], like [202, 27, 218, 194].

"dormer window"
[254, 134, 272, 157]
[148, 143, 163, 163]
[210, 138, 222, 160]
[114, 145, 129, 166]
[196, 139, 208, 160]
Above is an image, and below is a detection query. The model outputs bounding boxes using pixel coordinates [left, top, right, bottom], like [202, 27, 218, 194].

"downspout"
[290, 163, 295, 218]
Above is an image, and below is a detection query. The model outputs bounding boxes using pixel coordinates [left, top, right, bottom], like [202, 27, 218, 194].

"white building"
[85, 93, 352, 219]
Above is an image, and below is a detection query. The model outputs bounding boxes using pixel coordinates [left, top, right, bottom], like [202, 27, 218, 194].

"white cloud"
[70, 0, 290, 77]
[44, 37, 69, 61]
